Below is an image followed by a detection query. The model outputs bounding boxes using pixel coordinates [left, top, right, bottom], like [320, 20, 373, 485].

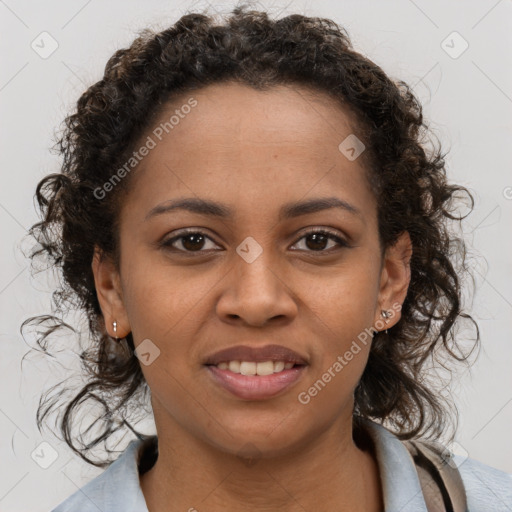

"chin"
[201, 412, 312, 460]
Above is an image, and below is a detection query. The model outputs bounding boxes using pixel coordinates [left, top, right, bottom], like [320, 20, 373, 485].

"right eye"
[160, 229, 221, 254]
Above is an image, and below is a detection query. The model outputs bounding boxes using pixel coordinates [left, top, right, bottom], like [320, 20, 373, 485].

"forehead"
[152, 82, 359, 153]
[121, 82, 374, 221]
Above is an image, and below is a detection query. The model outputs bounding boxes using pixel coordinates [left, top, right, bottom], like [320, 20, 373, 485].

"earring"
[381, 310, 390, 334]
[113, 320, 119, 342]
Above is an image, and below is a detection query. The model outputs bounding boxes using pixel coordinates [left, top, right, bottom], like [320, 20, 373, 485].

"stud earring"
[381, 309, 390, 334]
[113, 320, 119, 342]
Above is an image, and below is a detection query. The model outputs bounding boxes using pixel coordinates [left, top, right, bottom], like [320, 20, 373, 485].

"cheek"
[121, 265, 223, 402]
[294, 258, 379, 396]
[297, 294, 373, 416]
[121, 253, 209, 342]
[298, 259, 380, 336]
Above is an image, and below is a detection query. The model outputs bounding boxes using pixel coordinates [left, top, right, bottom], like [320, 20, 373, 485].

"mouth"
[203, 344, 308, 367]
[203, 344, 308, 400]
[208, 359, 304, 374]
[205, 363, 307, 400]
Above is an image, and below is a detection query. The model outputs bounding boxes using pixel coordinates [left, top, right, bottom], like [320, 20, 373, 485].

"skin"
[92, 82, 412, 512]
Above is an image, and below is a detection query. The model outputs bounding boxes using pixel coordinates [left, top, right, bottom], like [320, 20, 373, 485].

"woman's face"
[93, 82, 410, 458]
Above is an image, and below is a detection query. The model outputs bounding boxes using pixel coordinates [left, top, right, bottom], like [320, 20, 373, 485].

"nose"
[215, 248, 298, 327]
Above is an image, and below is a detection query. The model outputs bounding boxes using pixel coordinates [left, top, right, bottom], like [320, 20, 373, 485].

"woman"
[23, 6, 511, 512]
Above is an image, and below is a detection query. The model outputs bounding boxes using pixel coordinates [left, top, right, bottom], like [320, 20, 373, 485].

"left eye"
[161, 229, 349, 254]
[292, 230, 349, 252]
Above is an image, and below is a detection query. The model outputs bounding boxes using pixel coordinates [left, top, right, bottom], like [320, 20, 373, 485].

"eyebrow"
[144, 196, 362, 222]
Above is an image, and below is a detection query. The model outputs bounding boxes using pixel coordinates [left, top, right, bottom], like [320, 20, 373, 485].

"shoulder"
[50, 438, 153, 512]
[361, 419, 512, 511]
[455, 454, 512, 511]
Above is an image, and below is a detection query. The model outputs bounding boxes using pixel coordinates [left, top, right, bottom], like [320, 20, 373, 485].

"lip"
[203, 344, 308, 366]
[206, 365, 307, 400]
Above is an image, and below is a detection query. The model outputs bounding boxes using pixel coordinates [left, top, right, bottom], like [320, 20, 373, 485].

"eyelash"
[160, 227, 350, 255]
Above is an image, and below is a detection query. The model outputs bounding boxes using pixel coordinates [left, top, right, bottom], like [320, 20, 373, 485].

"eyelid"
[160, 226, 350, 254]
[291, 227, 350, 253]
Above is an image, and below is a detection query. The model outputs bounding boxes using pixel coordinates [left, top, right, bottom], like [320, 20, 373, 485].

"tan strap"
[403, 439, 468, 512]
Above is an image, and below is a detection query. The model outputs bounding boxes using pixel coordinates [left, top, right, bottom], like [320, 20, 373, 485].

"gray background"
[1, 0, 511, 510]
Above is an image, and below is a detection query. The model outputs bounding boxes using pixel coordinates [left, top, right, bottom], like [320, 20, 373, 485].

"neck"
[139, 416, 383, 512]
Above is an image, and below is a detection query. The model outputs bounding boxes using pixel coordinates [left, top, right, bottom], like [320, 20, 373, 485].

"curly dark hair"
[21, 4, 480, 468]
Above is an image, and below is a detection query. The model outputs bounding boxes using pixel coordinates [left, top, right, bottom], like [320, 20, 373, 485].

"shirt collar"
[363, 419, 429, 511]
[58, 420, 429, 512]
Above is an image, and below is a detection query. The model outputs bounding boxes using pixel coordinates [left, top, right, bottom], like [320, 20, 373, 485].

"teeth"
[215, 360, 297, 375]
[240, 361, 257, 375]
[274, 361, 285, 372]
[255, 361, 274, 376]
[228, 360, 240, 373]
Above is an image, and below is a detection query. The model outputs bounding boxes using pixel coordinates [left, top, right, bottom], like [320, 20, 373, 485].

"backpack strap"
[403, 439, 468, 512]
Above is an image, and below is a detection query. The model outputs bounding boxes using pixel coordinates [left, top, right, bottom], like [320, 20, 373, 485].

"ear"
[374, 231, 412, 329]
[91, 245, 130, 338]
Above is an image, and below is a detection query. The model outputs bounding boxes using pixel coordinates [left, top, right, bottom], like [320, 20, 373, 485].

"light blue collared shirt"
[50, 420, 512, 511]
